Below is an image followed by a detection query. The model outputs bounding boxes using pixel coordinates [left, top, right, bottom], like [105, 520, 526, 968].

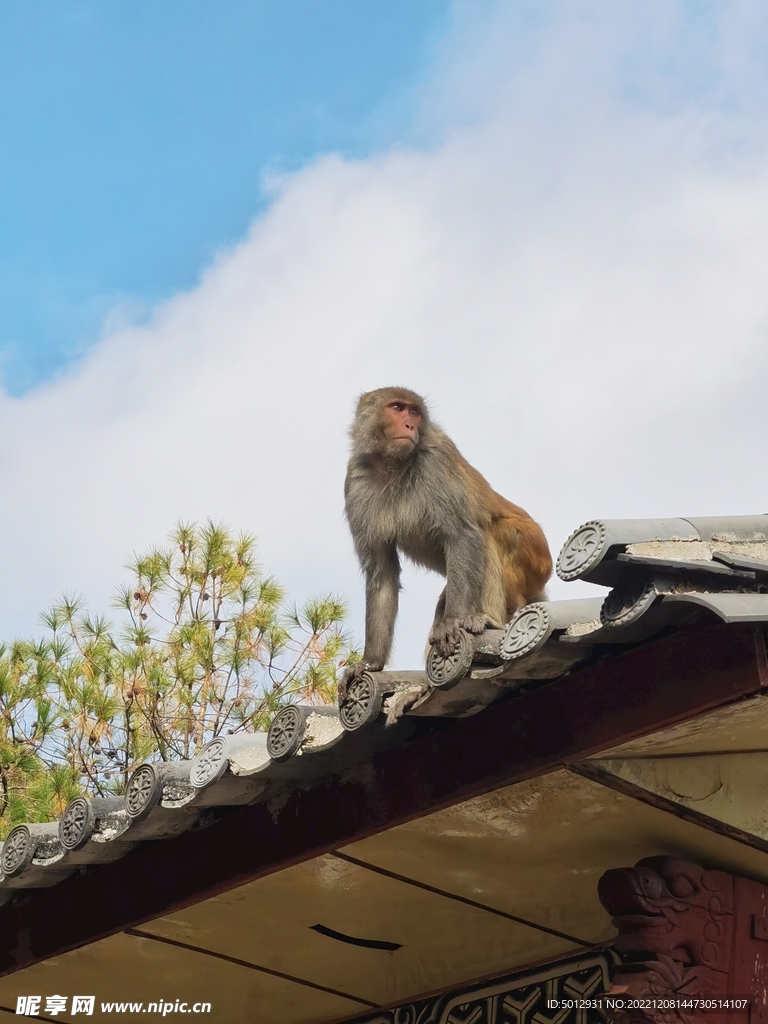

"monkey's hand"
[338, 661, 382, 704]
[428, 618, 465, 658]
[430, 614, 502, 658]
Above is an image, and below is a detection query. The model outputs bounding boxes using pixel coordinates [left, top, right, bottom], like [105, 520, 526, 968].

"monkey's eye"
[390, 403, 405, 411]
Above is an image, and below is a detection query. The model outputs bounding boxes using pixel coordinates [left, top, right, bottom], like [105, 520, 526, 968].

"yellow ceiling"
[0, 931, 360, 1024]
[139, 853, 574, 1010]
[596, 691, 768, 757]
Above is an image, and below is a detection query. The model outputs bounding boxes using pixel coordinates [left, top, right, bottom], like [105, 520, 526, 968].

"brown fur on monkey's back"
[458, 456, 552, 613]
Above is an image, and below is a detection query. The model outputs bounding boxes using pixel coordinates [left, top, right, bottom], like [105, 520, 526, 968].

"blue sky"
[0, 0, 450, 393]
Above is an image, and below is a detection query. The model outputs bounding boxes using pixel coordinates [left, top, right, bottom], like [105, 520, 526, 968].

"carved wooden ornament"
[599, 856, 768, 1023]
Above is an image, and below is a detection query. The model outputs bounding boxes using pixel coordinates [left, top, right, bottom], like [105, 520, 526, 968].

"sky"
[0, 0, 449, 391]
[1, 0, 768, 668]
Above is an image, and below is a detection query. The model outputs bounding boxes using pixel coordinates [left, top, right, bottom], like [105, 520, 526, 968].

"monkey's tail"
[383, 682, 430, 726]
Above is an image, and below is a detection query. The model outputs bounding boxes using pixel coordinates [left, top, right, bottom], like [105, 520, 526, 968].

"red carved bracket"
[599, 856, 768, 1023]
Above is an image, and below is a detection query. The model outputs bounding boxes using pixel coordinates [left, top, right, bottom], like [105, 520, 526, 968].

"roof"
[0, 514, 767, 1022]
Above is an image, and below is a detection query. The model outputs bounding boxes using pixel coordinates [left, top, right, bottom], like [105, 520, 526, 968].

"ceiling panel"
[140, 854, 575, 1007]
[0, 932, 360, 1024]
[595, 692, 768, 757]
[342, 767, 768, 945]
[588, 750, 768, 844]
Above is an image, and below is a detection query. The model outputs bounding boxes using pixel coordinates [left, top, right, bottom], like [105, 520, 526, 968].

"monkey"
[340, 386, 552, 700]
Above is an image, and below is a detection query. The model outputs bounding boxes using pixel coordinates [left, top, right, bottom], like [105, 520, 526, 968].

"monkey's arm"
[340, 543, 400, 699]
[361, 543, 401, 670]
[443, 523, 486, 621]
[430, 523, 497, 654]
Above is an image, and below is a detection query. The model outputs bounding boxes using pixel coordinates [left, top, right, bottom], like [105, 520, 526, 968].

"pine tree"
[0, 521, 357, 835]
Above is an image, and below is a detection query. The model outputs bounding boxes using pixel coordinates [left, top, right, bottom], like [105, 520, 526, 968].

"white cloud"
[2, 1, 768, 667]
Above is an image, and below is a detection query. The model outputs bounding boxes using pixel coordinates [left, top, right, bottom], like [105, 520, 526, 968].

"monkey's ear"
[355, 392, 375, 416]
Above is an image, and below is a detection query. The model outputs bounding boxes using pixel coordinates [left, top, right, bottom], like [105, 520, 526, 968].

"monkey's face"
[350, 387, 428, 460]
[382, 400, 421, 457]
